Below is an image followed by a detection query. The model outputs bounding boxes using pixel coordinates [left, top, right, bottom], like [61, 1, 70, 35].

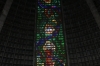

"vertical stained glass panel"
[36, 0, 67, 66]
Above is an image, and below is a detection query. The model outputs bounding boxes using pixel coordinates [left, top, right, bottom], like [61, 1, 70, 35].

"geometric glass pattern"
[36, 0, 67, 66]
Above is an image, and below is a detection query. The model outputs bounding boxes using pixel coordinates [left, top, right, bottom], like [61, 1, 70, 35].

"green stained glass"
[36, 0, 67, 66]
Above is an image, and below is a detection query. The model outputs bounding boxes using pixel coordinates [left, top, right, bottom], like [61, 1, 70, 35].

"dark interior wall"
[93, 0, 100, 14]
[0, 0, 7, 15]
[62, 0, 100, 66]
[0, 0, 36, 66]
[0, 0, 100, 66]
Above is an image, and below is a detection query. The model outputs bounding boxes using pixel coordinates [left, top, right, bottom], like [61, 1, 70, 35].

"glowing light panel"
[36, 0, 67, 66]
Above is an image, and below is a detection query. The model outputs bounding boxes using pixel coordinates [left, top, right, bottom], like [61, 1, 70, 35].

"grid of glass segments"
[36, 0, 66, 66]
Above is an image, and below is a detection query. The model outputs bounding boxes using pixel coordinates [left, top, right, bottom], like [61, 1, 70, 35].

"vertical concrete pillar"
[86, 0, 100, 29]
[0, 0, 13, 32]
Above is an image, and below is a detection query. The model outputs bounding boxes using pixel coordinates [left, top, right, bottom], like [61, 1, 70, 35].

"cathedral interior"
[0, 0, 100, 66]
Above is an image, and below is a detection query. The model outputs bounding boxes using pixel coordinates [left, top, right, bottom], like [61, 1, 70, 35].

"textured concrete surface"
[0, 0, 13, 32]
[86, 0, 100, 29]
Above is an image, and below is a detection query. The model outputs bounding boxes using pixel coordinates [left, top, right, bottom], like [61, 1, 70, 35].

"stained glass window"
[36, 0, 67, 66]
